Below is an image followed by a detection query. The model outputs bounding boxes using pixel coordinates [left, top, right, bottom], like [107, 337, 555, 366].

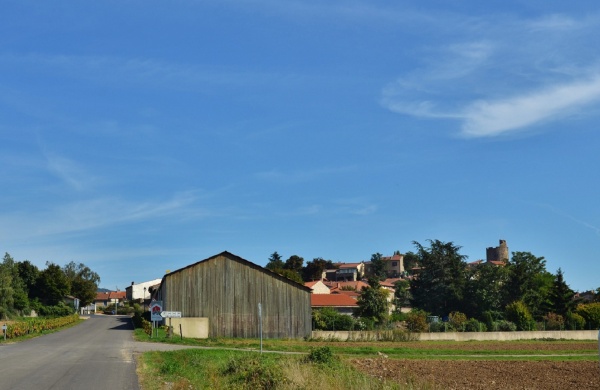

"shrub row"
[3, 314, 80, 339]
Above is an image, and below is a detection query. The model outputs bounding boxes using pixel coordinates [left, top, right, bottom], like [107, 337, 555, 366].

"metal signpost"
[258, 303, 263, 354]
[2, 324, 6, 341]
[161, 311, 182, 338]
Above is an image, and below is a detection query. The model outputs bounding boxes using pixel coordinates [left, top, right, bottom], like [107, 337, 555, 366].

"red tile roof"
[95, 291, 126, 301]
[311, 294, 358, 307]
[324, 281, 369, 291]
[332, 290, 360, 298]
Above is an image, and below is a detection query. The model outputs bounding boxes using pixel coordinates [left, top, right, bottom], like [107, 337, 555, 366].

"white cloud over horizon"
[460, 75, 600, 137]
[381, 11, 600, 138]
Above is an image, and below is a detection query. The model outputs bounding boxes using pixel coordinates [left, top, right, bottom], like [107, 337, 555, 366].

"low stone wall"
[167, 317, 209, 339]
[311, 329, 599, 341]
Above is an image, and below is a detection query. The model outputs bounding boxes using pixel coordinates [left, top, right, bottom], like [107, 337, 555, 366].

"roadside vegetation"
[0, 314, 82, 342]
[136, 337, 598, 389]
[138, 346, 423, 390]
[0, 252, 100, 320]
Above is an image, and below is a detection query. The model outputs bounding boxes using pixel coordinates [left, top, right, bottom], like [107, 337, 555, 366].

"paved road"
[0, 315, 142, 390]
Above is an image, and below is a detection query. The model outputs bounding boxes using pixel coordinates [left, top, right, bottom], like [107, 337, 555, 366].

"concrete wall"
[311, 330, 599, 341]
[168, 318, 209, 339]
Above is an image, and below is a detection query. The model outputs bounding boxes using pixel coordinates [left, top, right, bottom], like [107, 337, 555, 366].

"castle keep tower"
[486, 239, 509, 263]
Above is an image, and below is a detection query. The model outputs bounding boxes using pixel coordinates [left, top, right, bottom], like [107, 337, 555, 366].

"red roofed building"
[94, 291, 126, 311]
[311, 294, 358, 315]
[304, 280, 330, 294]
[325, 280, 369, 293]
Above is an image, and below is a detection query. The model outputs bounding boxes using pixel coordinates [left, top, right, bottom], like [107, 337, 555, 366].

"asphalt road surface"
[0, 315, 146, 390]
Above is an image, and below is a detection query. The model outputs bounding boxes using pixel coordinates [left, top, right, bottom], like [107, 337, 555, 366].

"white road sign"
[160, 311, 182, 318]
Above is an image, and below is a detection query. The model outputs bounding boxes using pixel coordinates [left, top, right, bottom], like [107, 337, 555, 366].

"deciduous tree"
[63, 261, 101, 307]
[354, 278, 390, 324]
[505, 252, 553, 319]
[35, 262, 70, 306]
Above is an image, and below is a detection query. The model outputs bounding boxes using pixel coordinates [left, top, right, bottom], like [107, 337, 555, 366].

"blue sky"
[1, 1, 599, 292]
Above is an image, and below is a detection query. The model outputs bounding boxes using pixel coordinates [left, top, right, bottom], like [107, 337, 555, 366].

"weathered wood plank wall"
[160, 252, 311, 338]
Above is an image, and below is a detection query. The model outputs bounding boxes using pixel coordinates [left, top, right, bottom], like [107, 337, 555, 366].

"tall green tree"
[283, 255, 304, 273]
[0, 253, 16, 316]
[354, 278, 390, 324]
[464, 263, 510, 319]
[265, 252, 284, 271]
[392, 279, 412, 310]
[368, 253, 387, 281]
[402, 251, 419, 274]
[63, 261, 101, 307]
[302, 257, 335, 281]
[409, 240, 467, 316]
[17, 260, 39, 293]
[35, 262, 70, 306]
[548, 268, 574, 317]
[505, 251, 553, 319]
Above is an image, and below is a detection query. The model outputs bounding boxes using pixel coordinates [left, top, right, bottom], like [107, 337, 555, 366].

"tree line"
[274, 240, 600, 331]
[405, 239, 600, 331]
[0, 252, 100, 319]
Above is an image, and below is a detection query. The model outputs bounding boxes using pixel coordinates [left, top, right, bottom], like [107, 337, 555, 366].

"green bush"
[505, 301, 536, 331]
[565, 312, 586, 330]
[482, 311, 503, 332]
[389, 312, 408, 322]
[542, 312, 564, 330]
[448, 311, 467, 332]
[428, 321, 451, 332]
[492, 320, 517, 332]
[464, 318, 487, 332]
[37, 303, 75, 317]
[405, 310, 428, 332]
[575, 302, 600, 329]
[312, 308, 355, 331]
[222, 354, 287, 389]
[306, 346, 335, 365]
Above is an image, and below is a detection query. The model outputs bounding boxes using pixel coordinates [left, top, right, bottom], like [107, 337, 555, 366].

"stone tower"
[486, 239, 509, 263]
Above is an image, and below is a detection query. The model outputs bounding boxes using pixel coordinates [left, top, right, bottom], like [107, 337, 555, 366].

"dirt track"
[352, 358, 600, 390]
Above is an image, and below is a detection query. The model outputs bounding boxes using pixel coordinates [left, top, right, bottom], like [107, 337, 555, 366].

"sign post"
[258, 303, 263, 354]
[2, 324, 6, 341]
[160, 311, 182, 339]
[149, 301, 163, 339]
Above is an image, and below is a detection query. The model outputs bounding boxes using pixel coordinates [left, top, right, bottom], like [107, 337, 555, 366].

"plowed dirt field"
[353, 359, 599, 389]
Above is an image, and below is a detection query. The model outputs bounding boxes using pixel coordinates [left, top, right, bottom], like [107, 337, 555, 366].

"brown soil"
[352, 358, 600, 390]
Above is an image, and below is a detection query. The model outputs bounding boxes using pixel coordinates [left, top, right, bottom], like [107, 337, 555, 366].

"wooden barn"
[158, 251, 312, 339]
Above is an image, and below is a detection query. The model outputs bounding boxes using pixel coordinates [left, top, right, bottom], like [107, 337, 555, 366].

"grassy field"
[135, 330, 599, 389]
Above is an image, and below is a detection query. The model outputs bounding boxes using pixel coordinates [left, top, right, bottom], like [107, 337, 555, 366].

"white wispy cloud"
[461, 75, 600, 137]
[44, 152, 94, 191]
[0, 191, 205, 242]
[538, 203, 600, 238]
[381, 12, 600, 138]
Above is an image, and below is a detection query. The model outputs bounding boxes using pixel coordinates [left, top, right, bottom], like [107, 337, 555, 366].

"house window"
[392, 261, 398, 267]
